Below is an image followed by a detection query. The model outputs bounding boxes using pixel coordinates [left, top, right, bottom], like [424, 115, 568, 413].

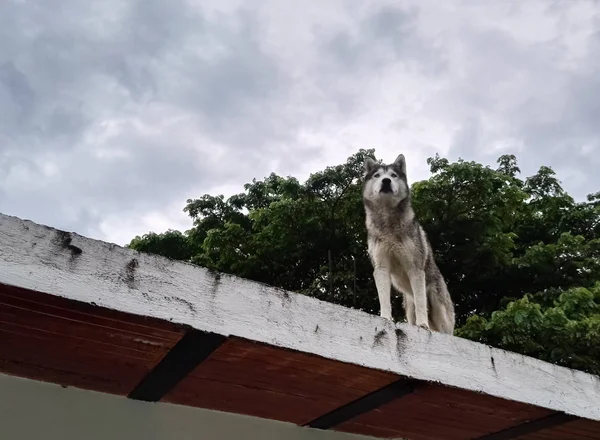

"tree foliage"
[128, 229, 194, 261]
[457, 284, 600, 375]
[127, 150, 600, 374]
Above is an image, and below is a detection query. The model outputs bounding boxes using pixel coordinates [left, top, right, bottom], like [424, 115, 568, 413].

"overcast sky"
[1, 0, 599, 245]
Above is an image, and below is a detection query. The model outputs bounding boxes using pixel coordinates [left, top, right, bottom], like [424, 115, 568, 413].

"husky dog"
[362, 154, 455, 334]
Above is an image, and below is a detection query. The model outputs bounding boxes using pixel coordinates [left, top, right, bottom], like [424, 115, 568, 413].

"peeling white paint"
[1, 212, 599, 421]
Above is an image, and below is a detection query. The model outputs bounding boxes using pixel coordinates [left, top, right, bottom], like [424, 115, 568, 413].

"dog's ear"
[364, 157, 378, 174]
[393, 154, 406, 175]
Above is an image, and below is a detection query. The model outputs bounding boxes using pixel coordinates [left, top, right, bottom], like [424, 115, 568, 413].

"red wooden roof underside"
[1, 282, 599, 440]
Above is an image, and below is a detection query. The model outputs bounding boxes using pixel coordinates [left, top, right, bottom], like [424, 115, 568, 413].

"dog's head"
[362, 154, 409, 205]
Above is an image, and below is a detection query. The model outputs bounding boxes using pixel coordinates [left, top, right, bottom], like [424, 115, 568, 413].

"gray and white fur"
[362, 154, 455, 334]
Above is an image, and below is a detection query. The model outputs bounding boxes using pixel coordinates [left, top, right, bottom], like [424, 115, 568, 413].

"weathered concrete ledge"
[0, 212, 599, 421]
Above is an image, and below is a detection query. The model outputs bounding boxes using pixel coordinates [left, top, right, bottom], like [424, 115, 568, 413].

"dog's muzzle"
[380, 178, 393, 193]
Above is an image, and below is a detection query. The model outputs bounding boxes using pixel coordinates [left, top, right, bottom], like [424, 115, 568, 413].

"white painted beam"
[0, 212, 599, 421]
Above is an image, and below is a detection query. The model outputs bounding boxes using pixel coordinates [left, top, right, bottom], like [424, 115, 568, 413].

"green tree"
[410, 154, 528, 320]
[127, 150, 600, 373]
[127, 151, 600, 327]
[180, 149, 379, 310]
[127, 229, 194, 261]
[456, 284, 600, 375]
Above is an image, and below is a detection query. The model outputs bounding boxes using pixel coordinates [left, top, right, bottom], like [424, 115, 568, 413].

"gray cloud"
[0, 0, 598, 244]
[324, 5, 447, 75]
[424, 3, 600, 199]
[313, 5, 446, 119]
[0, 0, 302, 238]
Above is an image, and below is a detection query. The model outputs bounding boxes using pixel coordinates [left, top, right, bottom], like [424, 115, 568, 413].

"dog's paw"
[380, 311, 394, 321]
[417, 323, 431, 332]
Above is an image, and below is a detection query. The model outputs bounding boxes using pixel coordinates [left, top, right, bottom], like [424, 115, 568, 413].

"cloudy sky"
[1, 0, 599, 245]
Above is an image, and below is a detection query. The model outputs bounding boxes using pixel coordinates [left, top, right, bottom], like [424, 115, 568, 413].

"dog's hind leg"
[407, 269, 429, 330]
[430, 303, 454, 334]
[373, 267, 393, 320]
[427, 281, 455, 334]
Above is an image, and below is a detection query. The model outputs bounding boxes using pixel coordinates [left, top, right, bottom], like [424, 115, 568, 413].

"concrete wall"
[0, 373, 375, 440]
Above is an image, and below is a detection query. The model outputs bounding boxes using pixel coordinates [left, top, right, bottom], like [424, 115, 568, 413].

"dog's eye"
[391, 173, 397, 178]
[374, 173, 380, 178]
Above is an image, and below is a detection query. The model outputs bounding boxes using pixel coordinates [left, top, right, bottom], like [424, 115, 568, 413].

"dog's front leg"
[373, 267, 393, 320]
[408, 270, 429, 330]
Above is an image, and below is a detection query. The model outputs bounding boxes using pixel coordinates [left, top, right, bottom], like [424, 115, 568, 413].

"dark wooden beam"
[128, 329, 226, 402]
[304, 379, 415, 430]
[475, 412, 578, 440]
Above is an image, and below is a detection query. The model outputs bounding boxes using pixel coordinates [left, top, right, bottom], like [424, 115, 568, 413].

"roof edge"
[1, 212, 599, 420]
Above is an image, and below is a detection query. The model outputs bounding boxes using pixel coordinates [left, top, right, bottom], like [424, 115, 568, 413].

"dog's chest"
[368, 229, 418, 265]
[382, 235, 414, 258]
